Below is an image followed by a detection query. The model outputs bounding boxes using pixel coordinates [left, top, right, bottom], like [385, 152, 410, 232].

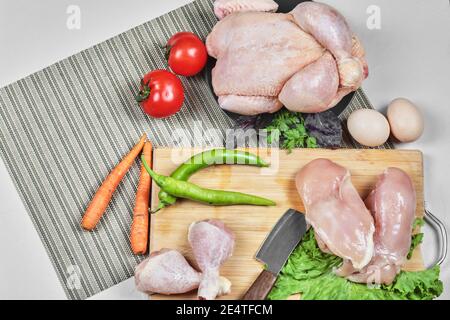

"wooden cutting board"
[149, 148, 425, 300]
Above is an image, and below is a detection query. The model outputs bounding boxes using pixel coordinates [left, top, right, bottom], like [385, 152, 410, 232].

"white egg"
[347, 109, 390, 147]
[387, 98, 424, 143]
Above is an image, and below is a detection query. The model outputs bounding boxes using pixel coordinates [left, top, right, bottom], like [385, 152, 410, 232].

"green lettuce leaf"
[408, 233, 424, 259]
[267, 229, 443, 300]
[413, 217, 425, 229]
[407, 217, 425, 259]
[385, 265, 443, 300]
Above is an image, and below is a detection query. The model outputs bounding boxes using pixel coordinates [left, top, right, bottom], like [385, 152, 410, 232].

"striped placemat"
[0, 0, 391, 299]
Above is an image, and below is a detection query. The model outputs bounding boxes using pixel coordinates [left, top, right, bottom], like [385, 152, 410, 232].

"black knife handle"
[242, 270, 277, 300]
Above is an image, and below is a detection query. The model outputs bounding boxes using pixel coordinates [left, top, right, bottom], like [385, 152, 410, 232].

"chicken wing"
[214, 0, 278, 20]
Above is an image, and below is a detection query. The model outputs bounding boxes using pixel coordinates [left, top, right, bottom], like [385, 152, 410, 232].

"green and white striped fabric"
[0, 0, 391, 299]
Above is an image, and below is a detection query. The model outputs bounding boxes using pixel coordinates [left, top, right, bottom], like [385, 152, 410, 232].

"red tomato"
[167, 32, 199, 46]
[136, 70, 184, 118]
[167, 32, 207, 77]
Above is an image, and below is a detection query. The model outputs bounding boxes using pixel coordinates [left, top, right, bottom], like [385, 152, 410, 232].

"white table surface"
[0, 0, 448, 300]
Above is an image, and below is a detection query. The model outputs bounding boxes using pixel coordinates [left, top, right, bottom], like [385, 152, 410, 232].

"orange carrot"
[130, 141, 152, 254]
[81, 134, 147, 230]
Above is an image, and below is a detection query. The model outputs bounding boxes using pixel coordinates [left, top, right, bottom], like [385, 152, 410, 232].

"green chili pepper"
[156, 149, 270, 212]
[141, 155, 275, 207]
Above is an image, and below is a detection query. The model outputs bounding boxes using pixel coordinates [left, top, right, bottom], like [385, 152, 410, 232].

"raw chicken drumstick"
[188, 220, 235, 300]
[135, 249, 201, 295]
[135, 220, 234, 299]
[207, 1, 368, 114]
[295, 159, 375, 269]
[336, 168, 416, 285]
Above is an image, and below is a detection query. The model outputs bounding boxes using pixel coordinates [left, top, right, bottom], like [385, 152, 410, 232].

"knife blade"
[256, 208, 307, 275]
[242, 209, 307, 300]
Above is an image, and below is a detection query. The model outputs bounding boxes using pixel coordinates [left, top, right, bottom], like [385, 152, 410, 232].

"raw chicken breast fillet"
[336, 168, 416, 285]
[295, 159, 375, 269]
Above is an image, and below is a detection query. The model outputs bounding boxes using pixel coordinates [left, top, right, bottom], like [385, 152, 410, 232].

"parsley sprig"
[265, 109, 317, 152]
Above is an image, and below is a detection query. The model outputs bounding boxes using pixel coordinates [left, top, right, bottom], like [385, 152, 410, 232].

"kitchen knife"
[242, 208, 307, 300]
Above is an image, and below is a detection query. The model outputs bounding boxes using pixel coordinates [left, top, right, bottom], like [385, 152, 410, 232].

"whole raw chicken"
[336, 168, 416, 285]
[207, 0, 368, 115]
[295, 159, 375, 269]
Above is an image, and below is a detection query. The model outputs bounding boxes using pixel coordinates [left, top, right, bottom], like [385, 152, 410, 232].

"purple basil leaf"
[304, 110, 342, 148]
